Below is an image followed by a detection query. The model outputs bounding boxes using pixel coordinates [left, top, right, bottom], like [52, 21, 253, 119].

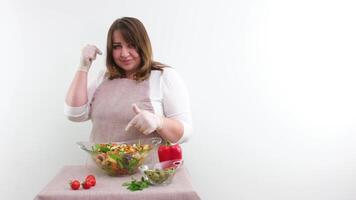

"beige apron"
[89, 77, 160, 143]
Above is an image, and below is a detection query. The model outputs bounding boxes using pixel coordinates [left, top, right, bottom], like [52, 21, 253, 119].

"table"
[34, 165, 201, 200]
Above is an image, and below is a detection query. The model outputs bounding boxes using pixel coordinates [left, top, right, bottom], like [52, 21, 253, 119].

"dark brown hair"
[106, 17, 166, 81]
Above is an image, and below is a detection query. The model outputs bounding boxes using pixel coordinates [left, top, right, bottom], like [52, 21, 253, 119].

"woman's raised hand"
[78, 44, 102, 72]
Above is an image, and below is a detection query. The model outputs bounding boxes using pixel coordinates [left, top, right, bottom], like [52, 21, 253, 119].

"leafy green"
[122, 177, 151, 191]
[108, 153, 119, 160]
[108, 153, 125, 168]
[94, 144, 110, 153]
[128, 158, 139, 172]
[116, 156, 125, 169]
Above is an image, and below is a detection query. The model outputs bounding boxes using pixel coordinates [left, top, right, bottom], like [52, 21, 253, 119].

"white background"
[1, 0, 356, 199]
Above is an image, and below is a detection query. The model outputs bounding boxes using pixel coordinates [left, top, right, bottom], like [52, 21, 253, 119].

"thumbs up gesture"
[125, 104, 163, 135]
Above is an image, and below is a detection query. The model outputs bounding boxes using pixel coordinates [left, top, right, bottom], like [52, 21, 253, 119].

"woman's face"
[112, 30, 141, 76]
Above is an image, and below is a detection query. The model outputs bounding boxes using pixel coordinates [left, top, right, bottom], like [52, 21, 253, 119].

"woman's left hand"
[125, 104, 163, 135]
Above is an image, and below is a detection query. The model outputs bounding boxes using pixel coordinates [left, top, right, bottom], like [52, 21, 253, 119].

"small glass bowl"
[139, 159, 183, 185]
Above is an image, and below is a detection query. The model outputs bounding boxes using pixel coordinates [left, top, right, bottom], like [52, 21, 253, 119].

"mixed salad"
[91, 143, 153, 176]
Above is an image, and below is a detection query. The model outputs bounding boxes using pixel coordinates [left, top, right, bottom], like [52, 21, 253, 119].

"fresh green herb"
[122, 177, 151, 191]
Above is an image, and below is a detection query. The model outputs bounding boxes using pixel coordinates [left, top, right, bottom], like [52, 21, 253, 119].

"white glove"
[78, 44, 102, 72]
[125, 104, 163, 135]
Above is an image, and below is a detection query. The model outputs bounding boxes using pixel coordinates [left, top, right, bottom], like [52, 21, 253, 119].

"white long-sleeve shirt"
[64, 67, 192, 143]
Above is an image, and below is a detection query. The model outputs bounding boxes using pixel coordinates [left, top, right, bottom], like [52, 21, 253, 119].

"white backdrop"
[1, 0, 356, 199]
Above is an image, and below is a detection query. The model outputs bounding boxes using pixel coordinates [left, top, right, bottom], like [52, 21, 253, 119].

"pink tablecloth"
[34, 165, 200, 200]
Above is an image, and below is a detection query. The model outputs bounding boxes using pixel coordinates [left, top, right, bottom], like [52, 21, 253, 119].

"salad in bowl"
[77, 137, 162, 176]
[139, 159, 183, 185]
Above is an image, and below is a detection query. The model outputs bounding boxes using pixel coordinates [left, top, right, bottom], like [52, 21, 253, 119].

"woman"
[64, 17, 192, 144]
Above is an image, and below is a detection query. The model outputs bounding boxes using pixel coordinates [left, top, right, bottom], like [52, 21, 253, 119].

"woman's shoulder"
[162, 67, 182, 82]
[151, 67, 180, 79]
[150, 67, 182, 84]
[152, 67, 185, 90]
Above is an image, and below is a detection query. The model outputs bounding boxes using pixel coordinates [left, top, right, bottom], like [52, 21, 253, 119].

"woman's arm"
[156, 118, 184, 143]
[159, 68, 193, 143]
[66, 44, 102, 106]
[64, 45, 102, 122]
[65, 71, 88, 107]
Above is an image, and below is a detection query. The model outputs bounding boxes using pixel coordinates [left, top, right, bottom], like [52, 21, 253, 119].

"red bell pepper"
[158, 141, 182, 162]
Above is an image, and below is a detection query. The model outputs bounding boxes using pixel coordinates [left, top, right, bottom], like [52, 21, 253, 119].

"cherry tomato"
[86, 175, 96, 186]
[82, 181, 92, 189]
[69, 180, 80, 190]
[86, 175, 96, 181]
[86, 178, 96, 186]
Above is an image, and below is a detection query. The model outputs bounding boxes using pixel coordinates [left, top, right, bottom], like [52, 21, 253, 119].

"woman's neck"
[125, 71, 136, 79]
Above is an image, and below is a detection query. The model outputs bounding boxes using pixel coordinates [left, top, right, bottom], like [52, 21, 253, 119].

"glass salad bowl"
[77, 137, 162, 176]
[139, 159, 183, 185]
